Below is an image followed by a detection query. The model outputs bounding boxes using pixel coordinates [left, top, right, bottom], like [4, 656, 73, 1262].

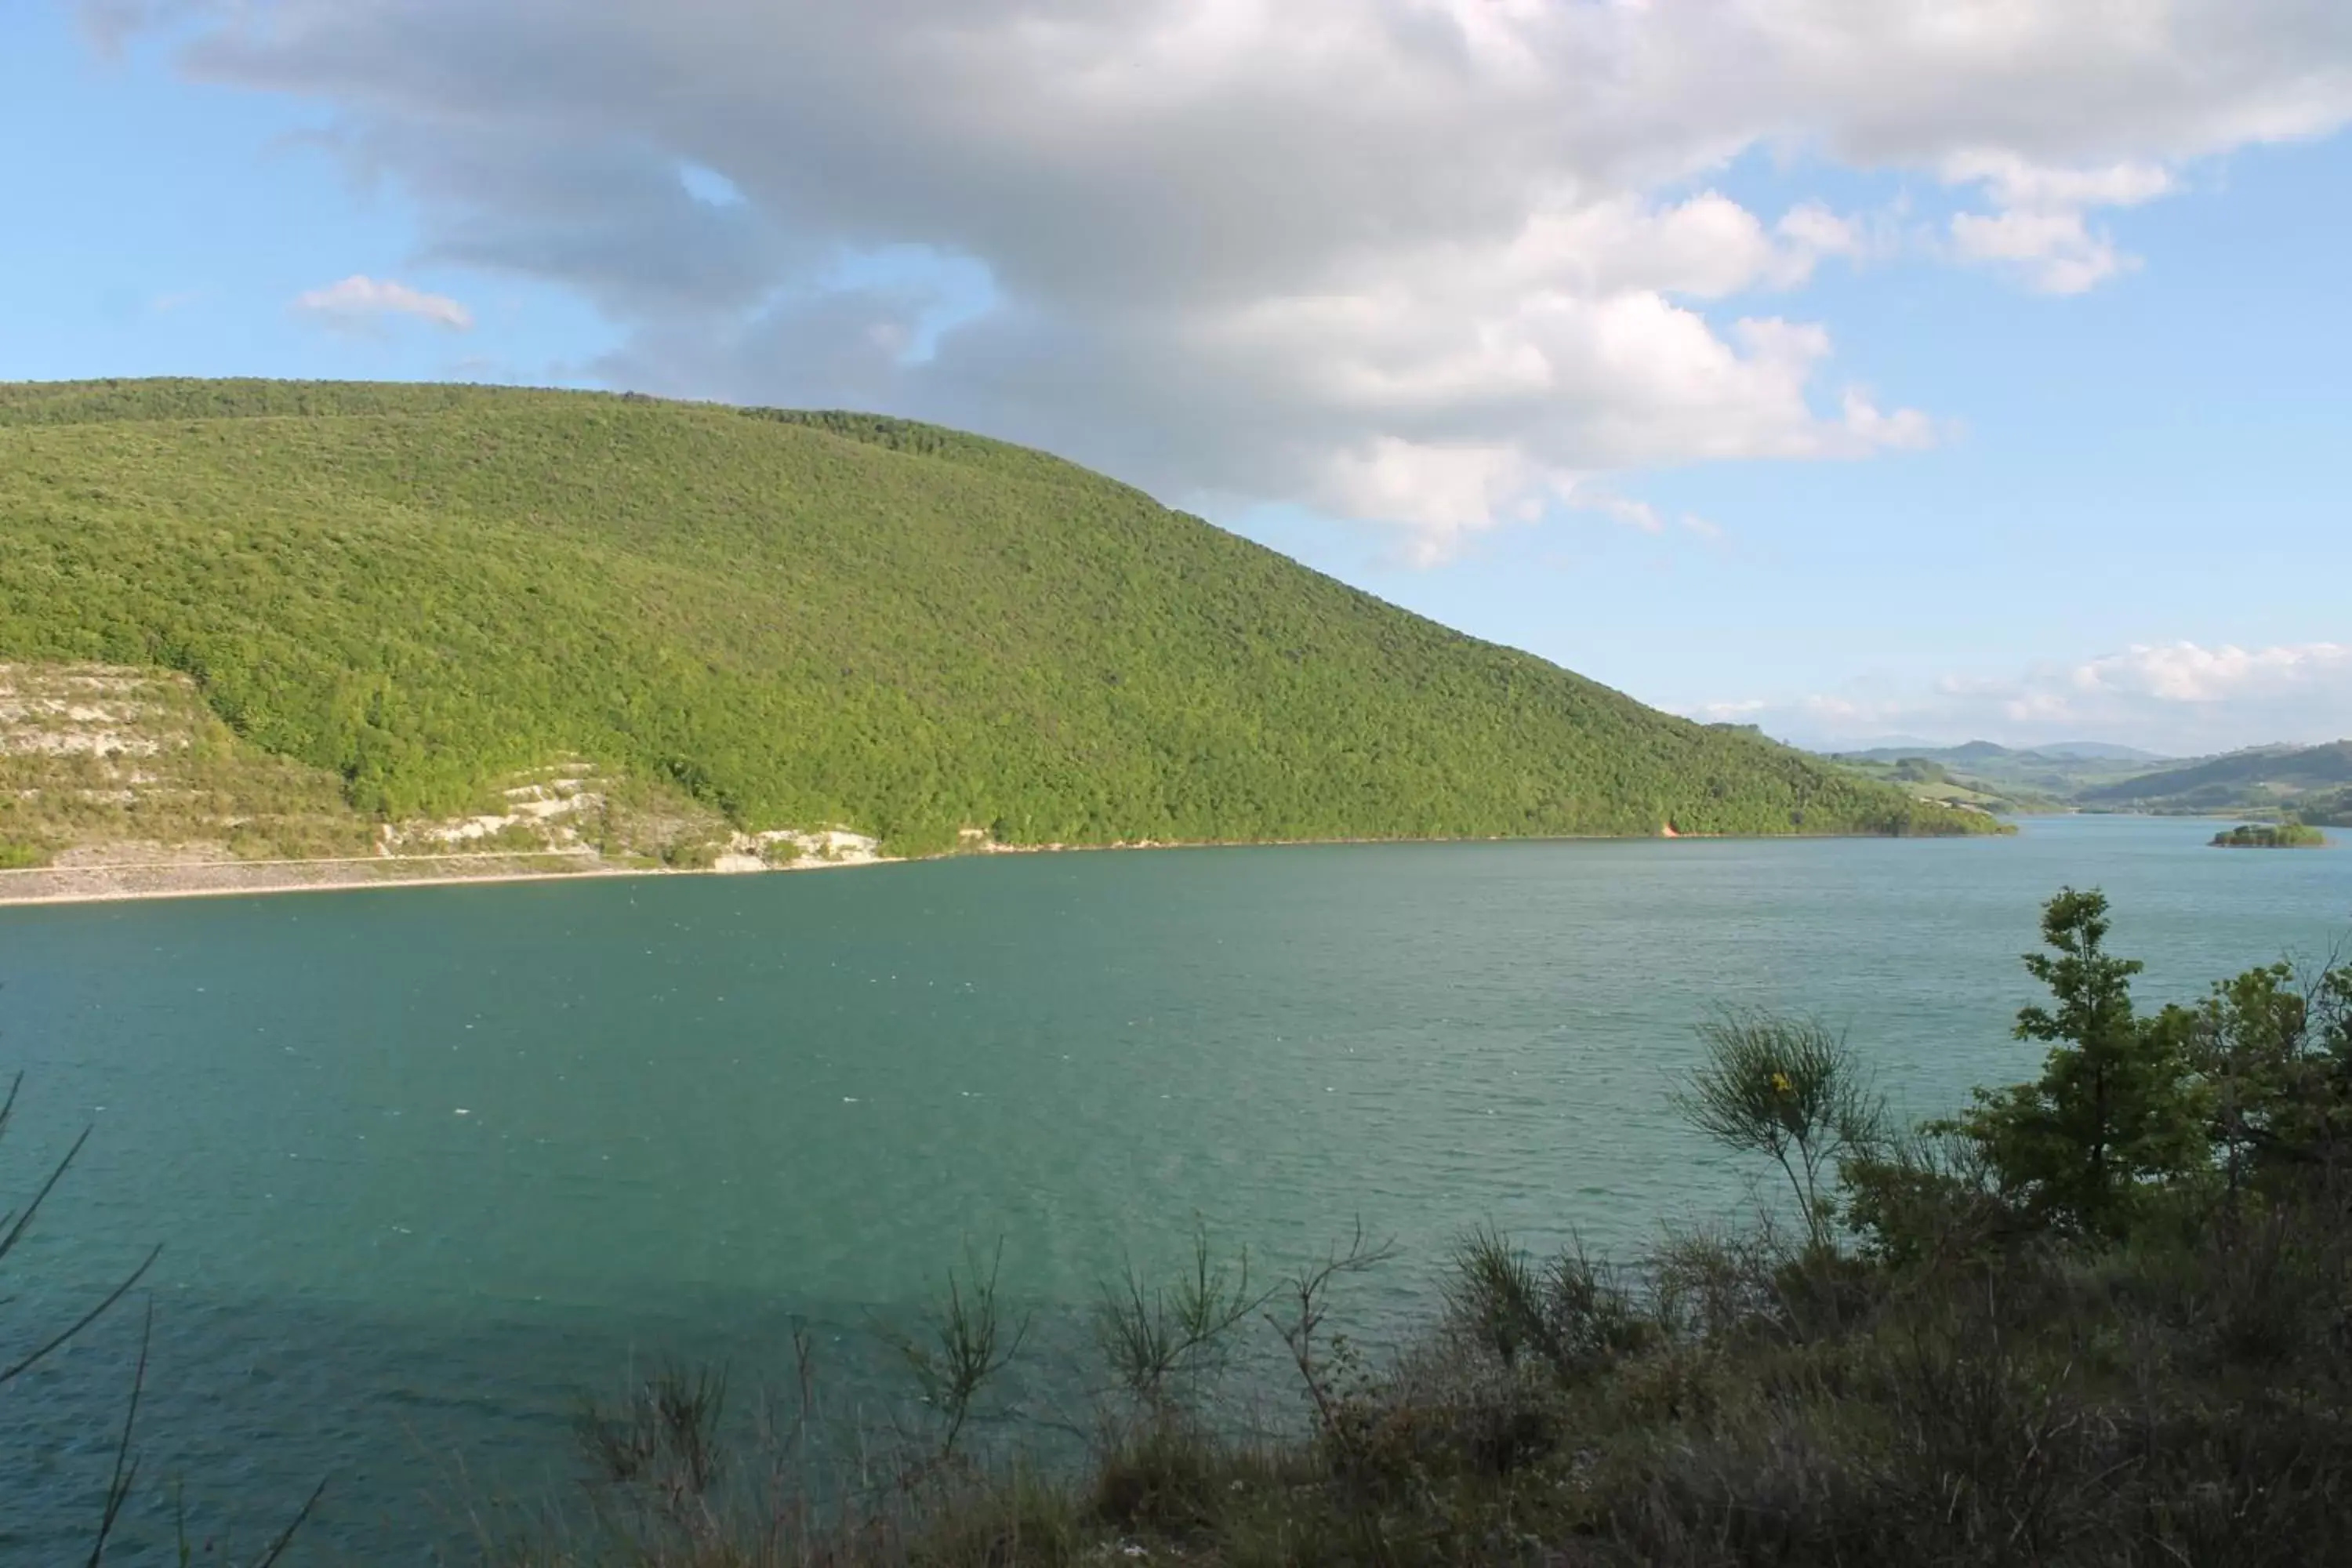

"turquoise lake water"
[2, 815, 2347, 1560]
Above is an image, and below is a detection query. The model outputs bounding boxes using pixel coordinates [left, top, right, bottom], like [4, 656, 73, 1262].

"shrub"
[1673, 1011, 1887, 1250]
[1938, 888, 2205, 1239]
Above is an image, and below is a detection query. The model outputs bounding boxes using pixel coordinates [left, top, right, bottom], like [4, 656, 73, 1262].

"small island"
[2211, 822, 2328, 848]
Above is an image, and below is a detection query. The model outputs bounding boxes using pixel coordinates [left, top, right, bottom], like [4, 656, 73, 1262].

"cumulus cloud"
[1698, 643, 2352, 756]
[97, 0, 2352, 553]
[2042, 641, 2350, 712]
[292, 274, 474, 331]
[1940, 153, 2179, 292]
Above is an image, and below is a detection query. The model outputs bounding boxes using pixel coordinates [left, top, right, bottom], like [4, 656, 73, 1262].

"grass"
[492, 1193, 2352, 1566]
[0, 378, 2000, 858]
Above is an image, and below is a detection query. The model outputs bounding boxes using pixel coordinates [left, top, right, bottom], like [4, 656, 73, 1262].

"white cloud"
[1775, 202, 1886, 273]
[2062, 641, 2352, 706]
[292, 274, 474, 331]
[1941, 153, 2179, 292]
[97, 1, 2352, 554]
[1321, 441, 1560, 565]
[1572, 491, 1669, 537]
[1698, 643, 2352, 755]
[1948, 208, 2133, 294]
[1944, 154, 2177, 214]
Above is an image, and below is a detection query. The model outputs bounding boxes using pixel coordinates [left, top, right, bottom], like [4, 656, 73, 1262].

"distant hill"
[0, 379, 1995, 866]
[1838, 740, 2168, 767]
[1823, 741, 2177, 814]
[1823, 734, 2352, 821]
[2078, 742, 2352, 813]
[1840, 742, 2065, 768]
[1821, 752, 2049, 815]
[2294, 786, 2352, 828]
[2031, 742, 2171, 763]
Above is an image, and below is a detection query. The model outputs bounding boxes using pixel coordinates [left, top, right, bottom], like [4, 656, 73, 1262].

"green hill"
[0, 378, 1996, 862]
[1827, 742, 2169, 804]
[2295, 787, 2352, 828]
[2077, 742, 2352, 814]
[1823, 753, 2063, 815]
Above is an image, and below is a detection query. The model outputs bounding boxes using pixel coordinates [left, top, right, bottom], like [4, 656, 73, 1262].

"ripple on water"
[0, 816, 2346, 1555]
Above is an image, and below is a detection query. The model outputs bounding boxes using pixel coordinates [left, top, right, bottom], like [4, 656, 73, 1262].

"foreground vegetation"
[0, 379, 1992, 862]
[499, 888, 2352, 1566]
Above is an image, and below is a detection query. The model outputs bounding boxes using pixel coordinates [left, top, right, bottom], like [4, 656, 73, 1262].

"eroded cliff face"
[0, 661, 892, 904]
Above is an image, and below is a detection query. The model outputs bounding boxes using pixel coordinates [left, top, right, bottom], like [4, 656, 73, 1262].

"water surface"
[2, 816, 2346, 1559]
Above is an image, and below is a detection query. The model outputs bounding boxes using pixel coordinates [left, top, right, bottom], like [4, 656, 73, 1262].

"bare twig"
[878, 1237, 1031, 1461]
[1265, 1220, 1395, 1450]
[2, 1244, 161, 1385]
[250, 1479, 327, 1568]
[1094, 1218, 1274, 1411]
[85, 1297, 152, 1566]
[0, 1120, 93, 1268]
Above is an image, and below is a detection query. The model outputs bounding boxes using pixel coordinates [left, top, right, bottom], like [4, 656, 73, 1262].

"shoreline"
[0, 849, 880, 909]
[0, 821, 2026, 910]
[0, 854, 637, 909]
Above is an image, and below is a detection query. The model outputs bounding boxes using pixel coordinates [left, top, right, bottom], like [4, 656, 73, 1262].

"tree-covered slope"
[0, 379, 1996, 853]
[2295, 787, 2352, 828]
[2078, 742, 2352, 812]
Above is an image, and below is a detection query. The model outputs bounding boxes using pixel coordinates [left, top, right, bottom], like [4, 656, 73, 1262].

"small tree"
[1093, 1221, 1269, 1416]
[880, 1239, 1030, 1461]
[1444, 1227, 1653, 1381]
[1674, 1010, 1886, 1251]
[2179, 956, 2352, 1198]
[1943, 888, 2202, 1238]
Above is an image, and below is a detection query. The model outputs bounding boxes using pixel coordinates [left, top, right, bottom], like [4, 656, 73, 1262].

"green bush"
[1932, 888, 2207, 1239]
[0, 839, 49, 869]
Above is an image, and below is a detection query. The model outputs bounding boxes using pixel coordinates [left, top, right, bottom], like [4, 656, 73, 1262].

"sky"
[3, 2, 2349, 758]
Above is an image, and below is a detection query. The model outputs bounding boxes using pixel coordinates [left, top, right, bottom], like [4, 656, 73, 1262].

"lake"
[3, 815, 2347, 1561]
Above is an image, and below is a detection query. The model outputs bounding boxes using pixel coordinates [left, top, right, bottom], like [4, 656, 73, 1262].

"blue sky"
[5, 2, 2348, 756]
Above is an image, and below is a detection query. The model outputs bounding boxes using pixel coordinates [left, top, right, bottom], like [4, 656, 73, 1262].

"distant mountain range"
[1820, 738, 2352, 821]
[2005, 741, 2171, 763]
[2077, 742, 2352, 813]
[1836, 740, 2171, 766]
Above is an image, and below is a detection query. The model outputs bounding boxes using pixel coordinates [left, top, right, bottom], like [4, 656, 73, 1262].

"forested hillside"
[2078, 741, 2352, 814]
[0, 379, 1994, 858]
